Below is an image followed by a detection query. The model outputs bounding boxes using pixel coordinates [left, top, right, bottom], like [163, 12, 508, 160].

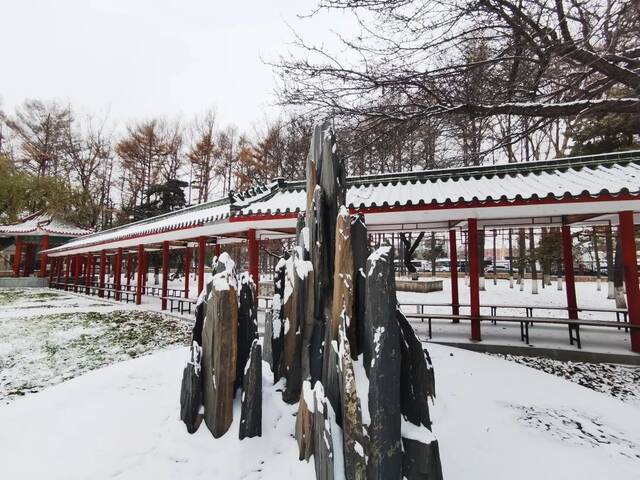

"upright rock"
[239, 340, 262, 440]
[365, 246, 402, 479]
[236, 272, 258, 390]
[202, 255, 238, 438]
[295, 380, 315, 461]
[180, 341, 203, 434]
[263, 309, 274, 369]
[350, 214, 368, 358]
[271, 258, 286, 383]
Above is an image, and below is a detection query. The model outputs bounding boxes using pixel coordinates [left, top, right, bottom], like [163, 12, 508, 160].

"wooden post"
[449, 229, 460, 320]
[39, 235, 49, 277]
[65, 255, 71, 287]
[126, 251, 133, 292]
[618, 211, 640, 352]
[99, 250, 106, 298]
[184, 245, 191, 299]
[468, 218, 481, 341]
[562, 225, 578, 319]
[114, 248, 123, 300]
[85, 253, 93, 295]
[248, 229, 259, 295]
[197, 236, 206, 296]
[73, 254, 80, 292]
[13, 236, 23, 277]
[161, 241, 169, 310]
[136, 245, 144, 305]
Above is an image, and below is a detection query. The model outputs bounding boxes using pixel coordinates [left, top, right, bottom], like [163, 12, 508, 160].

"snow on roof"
[239, 151, 640, 215]
[44, 150, 640, 255]
[0, 212, 92, 237]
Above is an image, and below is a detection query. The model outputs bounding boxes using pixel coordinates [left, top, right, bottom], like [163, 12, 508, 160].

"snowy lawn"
[0, 344, 638, 479]
[0, 288, 191, 404]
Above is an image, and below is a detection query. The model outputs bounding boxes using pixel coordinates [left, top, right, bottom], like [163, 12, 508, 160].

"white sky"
[0, 0, 357, 133]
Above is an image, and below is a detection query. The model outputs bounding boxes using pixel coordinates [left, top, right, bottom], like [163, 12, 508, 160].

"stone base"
[0, 277, 49, 288]
[395, 278, 443, 293]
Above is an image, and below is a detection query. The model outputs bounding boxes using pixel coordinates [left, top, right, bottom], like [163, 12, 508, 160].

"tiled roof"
[239, 150, 640, 215]
[0, 212, 92, 237]
[45, 150, 640, 254]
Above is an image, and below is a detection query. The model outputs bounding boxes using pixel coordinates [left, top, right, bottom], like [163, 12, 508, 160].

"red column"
[184, 245, 191, 299]
[126, 252, 133, 291]
[13, 236, 23, 277]
[449, 229, 460, 320]
[73, 254, 80, 292]
[56, 257, 63, 284]
[143, 251, 148, 288]
[197, 236, 206, 295]
[161, 241, 169, 310]
[65, 255, 71, 287]
[85, 253, 93, 294]
[619, 211, 640, 352]
[562, 225, 578, 319]
[215, 243, 221, 258]
[114, 248, 123, 300]
[468, 218, 481, 341]
[39, 235, 49, 277]
[136, 245, 144, 305]
[99, 250, 106, 297]
[248, 229, 259, 294]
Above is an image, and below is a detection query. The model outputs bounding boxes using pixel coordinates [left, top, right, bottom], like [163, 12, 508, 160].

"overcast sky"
[0, 0, 356, 132]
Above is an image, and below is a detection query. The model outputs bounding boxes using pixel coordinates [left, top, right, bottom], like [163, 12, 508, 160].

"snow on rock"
[0, 348, 313, 480]
[367, 246, 392, 277]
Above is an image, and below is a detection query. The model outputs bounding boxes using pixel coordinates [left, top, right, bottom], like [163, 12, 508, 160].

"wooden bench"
[100, 287, 136, 303]
[403, 312, 640, 349]
[163, 296, 197, 315]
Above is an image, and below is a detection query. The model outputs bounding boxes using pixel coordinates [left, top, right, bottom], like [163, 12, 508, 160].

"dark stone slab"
[313, 384, 335, 480]
[295, 380, 315, 461]
[401, 437, 443, 480]
[180, 342, 203, 434]
[263, 309, 274, 370]
[236, 273, 258, 391]
[397, 310, 435, 429]
[271, 259, 286, 383]
[350, 214, 368, 359]
[239, 340, 262, 440]
[365, 246, 402, 479]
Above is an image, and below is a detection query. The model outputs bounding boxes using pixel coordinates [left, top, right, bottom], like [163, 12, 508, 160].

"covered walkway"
[44, 150, 640, 353]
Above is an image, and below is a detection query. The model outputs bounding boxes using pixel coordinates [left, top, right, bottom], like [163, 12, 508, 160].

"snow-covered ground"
[0, 343, 638, 479]
[0, 288, 191, 404]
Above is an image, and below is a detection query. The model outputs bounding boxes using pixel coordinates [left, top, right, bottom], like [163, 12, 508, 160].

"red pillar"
[449, 229, 460, 320]
[114, 248, 123, 300]
[184, 245, 191, 299]
[468, 218, 481, 341]
[619, 211, 640, 352]
[65, 255, 71, 287]
[13, 236, 23, 277]
[215, 243, 221, 258]
[161, 241, 169, 310]
[197, 236, 206, 296]
[126, 252, 133, 292]
[136, 245, 144, 305]
[73, 254, 80, 292]
[24, 244, 35, 277]
[49, 256, 55, 283]
[39, 235, 49, 278]
[561, 225, 578, 319]
[85, 253, 93, 294]
[99, 250, 106, 298]
[248, 229, 259, 294]
[56, 257, 63, 284]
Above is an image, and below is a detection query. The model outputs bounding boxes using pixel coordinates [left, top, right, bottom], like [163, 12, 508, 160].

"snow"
[429, 344, 640, 479]
[401, 417, 436, 443]
[367, 245, 392, 276]
[0, 348, 313, 480]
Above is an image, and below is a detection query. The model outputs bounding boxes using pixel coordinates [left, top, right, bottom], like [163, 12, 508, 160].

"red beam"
[619, 211, 640, 352]
[562, 225, 578, 319]
[197, 236, 206, 296]
[449, 229, 460, 319]
[39, 235, 49, 278]
[136, 245, 144, 305]
[161, 241, 169, 310]
[468, 218, 481, 341]
[13, 236, 23, 277]
[248, 229, 259, 295]
[184, 246, 191, 299]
